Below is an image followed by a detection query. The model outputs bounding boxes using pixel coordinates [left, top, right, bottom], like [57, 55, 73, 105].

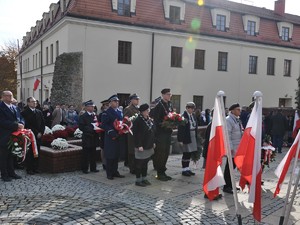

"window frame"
[218, 51, 228, 71]
[169, 5, 181, 24]
[247, 20, 256, 36]
[267, 57, 275, 75]
[249, 55, 258, 74]
[216, 14, 226, 31]
[284, 59, 292, 77]
[118, 40, 132, 64]
[171, 46, 183, 68]
[117, 0, 131, 17]
[194, 49, 205, 70]
[281, 26, 290, 41]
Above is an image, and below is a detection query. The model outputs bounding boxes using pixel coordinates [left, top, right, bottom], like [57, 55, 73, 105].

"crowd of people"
[0, 89, 297, 196]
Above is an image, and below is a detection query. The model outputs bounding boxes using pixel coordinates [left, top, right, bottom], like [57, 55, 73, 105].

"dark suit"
[21, 107, 45, 172]
[0, 102, 25, 178]
[101, 107, 123, 178]
[79, 112, 99, 172]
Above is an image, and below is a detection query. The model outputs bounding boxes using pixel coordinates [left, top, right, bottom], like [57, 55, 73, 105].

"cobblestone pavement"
[0, 148, 300, 225]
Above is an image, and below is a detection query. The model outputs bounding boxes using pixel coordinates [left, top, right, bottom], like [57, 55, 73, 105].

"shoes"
[27, 170, 35, 175]
[102, 164, 106, 170]
[130, 170, 136, 175]
[182, 171, 191, 177]
[162, 173, 172, 180]
[91, 169, 99, 173]
[10, 174, 22, 179]
[33, 169, 40, 174]
[135, 181, 147, 187]
[188, 170, 195, 176]
[156, 174, 169, 181]
[223, 187, 233, 194]
[82, 170, 89, 174]
[1, 177, 12, 182]
[204, 194, 223, 200]
[114, 172, 125, 178]
[107, 176, 114, 180]
[142, 180, 151, 186]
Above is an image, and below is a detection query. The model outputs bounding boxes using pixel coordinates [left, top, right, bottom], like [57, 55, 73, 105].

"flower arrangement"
[42, 134, 55, 147]
[44, 126, 53, 135]
[129, 113, 139, 122]
[74, 128, 83, 139]
[51, 124, 65, 132]
[53, 130, 69, 139]
[65, 127, 77, 137]
[161, 112, 186, 129]
[51, 138, 69, 150]
[113, 117, 133, 135]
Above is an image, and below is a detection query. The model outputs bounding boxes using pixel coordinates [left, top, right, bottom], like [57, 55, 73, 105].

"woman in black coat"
[133, 103, 155, 187]
[177, 102, 198, 176]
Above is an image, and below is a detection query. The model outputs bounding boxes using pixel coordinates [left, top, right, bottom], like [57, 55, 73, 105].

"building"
[17, 0, 299, 112]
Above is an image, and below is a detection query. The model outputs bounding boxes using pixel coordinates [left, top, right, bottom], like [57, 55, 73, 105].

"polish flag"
[274, 131, 300, 197]
[234, 93, 262, 222]
[33, 78, 40, 91]
[292, 111, 300, 139]
[203, 95, 226, 200]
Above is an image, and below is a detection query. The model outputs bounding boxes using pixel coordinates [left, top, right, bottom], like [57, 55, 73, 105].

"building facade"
[17, 0, 299, 112]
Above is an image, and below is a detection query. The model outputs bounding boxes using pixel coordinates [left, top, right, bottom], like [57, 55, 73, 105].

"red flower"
[53, 130, 69, 139]
[13, 138, 18, 142]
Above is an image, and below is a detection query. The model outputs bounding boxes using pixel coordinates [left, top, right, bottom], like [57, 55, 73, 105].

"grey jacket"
[226, 113, 243, 157]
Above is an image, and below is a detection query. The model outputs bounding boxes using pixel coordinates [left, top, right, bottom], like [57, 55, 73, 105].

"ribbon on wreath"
[113, 117, 133, 135]
[91, 115, 104, 133]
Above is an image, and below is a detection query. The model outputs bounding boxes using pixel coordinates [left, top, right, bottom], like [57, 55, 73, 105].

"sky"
[0, 0, 299, 48]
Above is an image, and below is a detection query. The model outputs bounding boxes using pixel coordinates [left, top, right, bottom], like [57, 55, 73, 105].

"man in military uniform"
[152, 88, 173, 181]
[79, 100, 100, 174]
[101, 95, 125, 180]
[124, 93, 140, 174]
[98, 99, 109, 170]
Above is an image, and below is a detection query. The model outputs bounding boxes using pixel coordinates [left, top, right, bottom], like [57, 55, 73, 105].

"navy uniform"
[101, 95, 125, 180]
[79, 100, 99, 174]
[152, 88, 173, 181]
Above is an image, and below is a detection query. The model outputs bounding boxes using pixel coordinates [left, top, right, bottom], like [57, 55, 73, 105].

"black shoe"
[204, 194, 222, 200]
[27, 170, 35, 175]
[107, 176, 114, 180]
[223, 187, 233, 194]
[33, 169, 40, 174]
[114, 173, 125, 178]
[10, 174, 21, 179]
[135, 181, 147, 187]
[188, 170, 195, 176]
[142, 180, 151, 186]
[91, 169, 99, 173]
[82, 170, 89, 174]
[1, 176, 12, 182]
[163, 173, 172, 180]
[102, 164, 106, 170]
[156, 174, 169, 181]
[182, 171, 191, 177]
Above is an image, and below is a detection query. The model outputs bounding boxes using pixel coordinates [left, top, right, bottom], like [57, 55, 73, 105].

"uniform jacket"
[79, 112, 99, 148]
[133, 115, 155, 150]
[177, 111, 198, 145]
[124, 104, 139, 117]
[21, 107, 45, 137]
[226, 113, 243, 156]
[0, 101, 25, 148]
[151, 99, 173, 135]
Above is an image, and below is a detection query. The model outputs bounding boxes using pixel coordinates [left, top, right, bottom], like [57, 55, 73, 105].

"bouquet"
[129, 113, 139, 122]
[74, 128, 83, 139]
[51, 124, 65, 132]
[65, 127, 77, 137]
[161, 112, 186, 129]
[113, 116, 133, 135]
[91, 114, 104, 133]
[44, 126, 53, 135]
[42, 134, 55, 147]
[51, 138, 69, 150]
[8, 129, 38, 161]
[53, 130, 69, 139]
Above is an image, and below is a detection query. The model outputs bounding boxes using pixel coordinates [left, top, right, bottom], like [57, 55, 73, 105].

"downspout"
[17, 39, 23, 103]
[150, 32, 155, 102]
[40, 40, 43, 102]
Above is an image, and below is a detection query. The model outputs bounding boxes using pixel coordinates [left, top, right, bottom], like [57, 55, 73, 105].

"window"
[33, 55, 35, 69]
[216, 14, 226, 31]
[39, 51, 41, 68]
[282, 27, 289, 41]
[50, 44, 53, 64]
[117, 0, 130, 16]
[218, 52, 228, 71]
[193, 95, 203, 110]
[56, 41, 59, 57]
[171, 46, 182, 68]
[35, 53, 38, 68]
[171, 95, 181, 113]
[247, 21, 256, 36]
[194, 49, 205, 70]
[267, 58, 275, 75]
[46, 47, 49, 65]
[279, 98, 292, 107]
[249, 56, 258, 74]
[118, 41, 132, 64]
[170, 6, 180, 24]
[117, 93, 130, 108]
[284, 59, 292, 76]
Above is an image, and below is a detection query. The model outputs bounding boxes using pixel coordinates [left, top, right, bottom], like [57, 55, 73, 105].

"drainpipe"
[150, 32, 155, 102]
[40, 40, 43, 103]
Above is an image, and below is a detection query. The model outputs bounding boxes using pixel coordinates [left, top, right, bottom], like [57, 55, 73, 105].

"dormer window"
[170, 6, 180, 24]
[281, 27, 289, 41]
[247, 21, 256, 35]
[211, 8, 230, 31]
[277, 22, 293, 41]
[163, 0, 185, 24]
[216, 14, 226, 31]
[118, 0, 130, 16]
[243, 15, 260, 36]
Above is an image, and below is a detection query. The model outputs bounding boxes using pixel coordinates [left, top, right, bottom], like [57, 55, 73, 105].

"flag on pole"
[234, 92, 262, 222]
[274, 131, 300, 197]
[292, 111, 300, 139]
[33, 78, 40, 91]
[203, 95, 226, 201]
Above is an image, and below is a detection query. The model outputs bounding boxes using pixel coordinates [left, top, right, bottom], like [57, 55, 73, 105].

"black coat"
[79, 112, 99, 148]
[21, 107, 45, 137]
[177, 111, 198, 144]
[133, 115, 155, 149]
[202, 122, 212, 159]
[151, 99, 173, 135]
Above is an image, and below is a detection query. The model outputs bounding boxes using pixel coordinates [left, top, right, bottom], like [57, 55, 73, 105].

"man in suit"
[101, 95, 125, 180]
[79, 100, 100, 174]
[21, 97, 45, 175]
[0, 91, 24, 181]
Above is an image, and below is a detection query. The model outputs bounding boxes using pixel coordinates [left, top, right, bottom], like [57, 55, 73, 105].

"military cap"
[108, 94, 119, 102]
[129, 93, 140, 101]
[84, 100, 95, 107]
[101, 99, 109, 104]
[186, 102, 196, 108]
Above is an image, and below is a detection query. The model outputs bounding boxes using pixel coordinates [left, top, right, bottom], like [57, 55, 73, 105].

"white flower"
[51, 138, 69, 150]
[14, 142, 18, 146]
[74, 128, 83, 139]
[51, 125, 65, 132]
[44, 126, 53, 134]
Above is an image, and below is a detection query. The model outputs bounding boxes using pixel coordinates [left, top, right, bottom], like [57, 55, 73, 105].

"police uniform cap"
[108, 95, 119, 102]
[161, 88, 171, 94]
[101, 99, 109, 104]
[139, 103, 149, 112]
[84, 100, 95, 107]
[129, 93, 140, 100]
[186, 102, 195, 108]
[229, 103, 240, 111]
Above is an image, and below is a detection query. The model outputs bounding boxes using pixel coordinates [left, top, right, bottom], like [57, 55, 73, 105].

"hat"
[108, 95, 119, 102]
[186, 102, 195, 108]
[161, 88, 171, 94]
[229, 103, 240, 111]
[84, 100, 95, 107]
[101, 99, 109, 104]
[129, 93, 140, 101]
[139, 103, 149, 112]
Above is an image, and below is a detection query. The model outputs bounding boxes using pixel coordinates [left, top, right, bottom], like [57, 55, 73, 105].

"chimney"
[274, 0, 285, 16]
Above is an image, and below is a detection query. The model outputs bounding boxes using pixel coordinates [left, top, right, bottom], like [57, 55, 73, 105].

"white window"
[211, 8, 230, 31]
[277, 22, 293, 41]
[163, 0, 185, 22]
[112, 0, 136, 15]
[242, 15, 260, 35]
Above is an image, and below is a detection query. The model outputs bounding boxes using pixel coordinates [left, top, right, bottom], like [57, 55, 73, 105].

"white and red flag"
[234, 92, 262, 222]
[33, 78, 40, 91]
[274, 131, 300, 197]
[292, 111, 300, 139]
[203, 94, 226, 201]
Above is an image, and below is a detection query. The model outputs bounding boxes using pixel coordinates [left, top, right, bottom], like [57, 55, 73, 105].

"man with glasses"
[0, 91, 24, 181]
[21, 97, 45, 175]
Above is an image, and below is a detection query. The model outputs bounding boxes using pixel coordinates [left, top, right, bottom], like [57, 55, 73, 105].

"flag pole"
[218, 90, 242, 225]
[282, 138, 300, 225]
[279, 135, 300, 225]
